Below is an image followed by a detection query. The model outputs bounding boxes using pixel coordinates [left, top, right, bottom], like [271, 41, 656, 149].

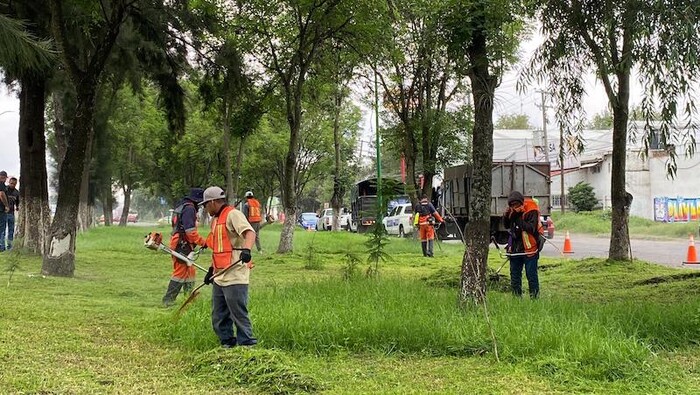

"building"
[493, 126, 700, 221]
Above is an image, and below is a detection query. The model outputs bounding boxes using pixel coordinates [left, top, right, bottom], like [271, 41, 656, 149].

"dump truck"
[350, 177, 407, 233]
[438, 161, 551, 244]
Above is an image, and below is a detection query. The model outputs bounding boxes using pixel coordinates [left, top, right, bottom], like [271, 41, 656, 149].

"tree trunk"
[102, 195, 113, 227]
[232, 135, 245, 197]
[459, 26, 496, 306]
[331, 93, 343, 231]
[119, 185, 132, 226]
[277, 86, 302, 254]
[223, 103, 234, 202]
[17, 74, 51, 254]
[42, 84, 96, 277]
[608, 104, 631, 260]
[77, 129, 94, 232]
[278, 206, 297, 252]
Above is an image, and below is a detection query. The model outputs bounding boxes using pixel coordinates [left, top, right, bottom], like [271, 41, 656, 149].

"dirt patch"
[633, 272, 700, 286]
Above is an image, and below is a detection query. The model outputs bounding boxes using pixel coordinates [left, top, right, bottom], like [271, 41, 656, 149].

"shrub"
[568, 182, 598, 212]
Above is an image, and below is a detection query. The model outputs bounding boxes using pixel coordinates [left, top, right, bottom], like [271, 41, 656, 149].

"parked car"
[298, 212, 318, 230]
[316, 208, 352, 231]
[382, 203, 414, 237]
[127, 212, 139, 223]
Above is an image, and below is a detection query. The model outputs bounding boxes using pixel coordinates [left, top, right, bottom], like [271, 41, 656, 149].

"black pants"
[162, 280, 194, 306]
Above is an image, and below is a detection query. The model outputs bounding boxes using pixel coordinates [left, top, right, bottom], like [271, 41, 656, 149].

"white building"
[493, 127, 700, 221]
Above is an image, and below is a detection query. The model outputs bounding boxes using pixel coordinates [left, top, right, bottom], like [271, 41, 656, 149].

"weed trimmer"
[177, 257, 246, 316]
[144, 232, 208, 273]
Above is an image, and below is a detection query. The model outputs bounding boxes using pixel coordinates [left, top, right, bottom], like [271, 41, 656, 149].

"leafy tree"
[495, 113, 532, 129]
[526, 0, 700, 261]
[373, 0, 466, 203]
[442, 0, 528, 305]
[235, 0, 377, 253]
[568, 182, 598, 212]
[0, 13, 53, 72]
[1, 2, 54, 254]
[588, 109, 613, 130]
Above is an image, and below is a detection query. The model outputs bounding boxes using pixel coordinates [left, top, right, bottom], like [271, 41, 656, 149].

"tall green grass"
[162, 276, 698, 388]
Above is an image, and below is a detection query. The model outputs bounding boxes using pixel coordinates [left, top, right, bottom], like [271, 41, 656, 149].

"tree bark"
[277, 81, 302, 253]
[17, 73, 51, 254]
[119, 185, 132, 226]
[233, 135, 245, 197]
[77, 128, 94, 231]
[459, 25, 496, 306]
[42, 84, 96, 277]
[608, 104, 631, 260]
[223, 101, 234, 202]
[331, 93, 343, 231]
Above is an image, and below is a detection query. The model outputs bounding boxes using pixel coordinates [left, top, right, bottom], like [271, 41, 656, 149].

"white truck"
[316, 208, 352, 231]
[382, 203, 414, 237]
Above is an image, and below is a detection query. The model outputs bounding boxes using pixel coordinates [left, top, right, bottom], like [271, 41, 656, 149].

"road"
[534, 233, 693, 268]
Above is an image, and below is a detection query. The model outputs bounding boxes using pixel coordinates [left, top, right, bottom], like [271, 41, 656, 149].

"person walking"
[4, 177, 19, 250]
[503, 191, 543, 299]
[201, 186, 257, 348]
[0, 171, 10, 252]
[162, 188, 208, 307]
[413, 195, 444, 257]
[242, 191, 263, 253]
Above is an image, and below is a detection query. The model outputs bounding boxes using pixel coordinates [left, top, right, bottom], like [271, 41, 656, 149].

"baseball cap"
[0, 171, 7, 177]
[201, 186, 226, 205]
[245, 191, 253, 197]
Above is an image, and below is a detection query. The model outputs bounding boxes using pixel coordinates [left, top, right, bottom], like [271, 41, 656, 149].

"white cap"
[201, 186, 226, 205]
[245, 191, 254, 197]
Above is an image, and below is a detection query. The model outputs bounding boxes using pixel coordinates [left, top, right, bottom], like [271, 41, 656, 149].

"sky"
[0, 34, 645, 186]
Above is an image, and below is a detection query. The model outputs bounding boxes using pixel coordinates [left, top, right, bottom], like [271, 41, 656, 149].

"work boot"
[427, 240, 434, 257]
[421, 241, 428, 257]
[162, 280, 183, 307]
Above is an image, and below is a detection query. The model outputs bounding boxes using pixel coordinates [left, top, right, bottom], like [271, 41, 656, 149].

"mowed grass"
[2, 224, 700, 393]
[552, 210, 700, 238]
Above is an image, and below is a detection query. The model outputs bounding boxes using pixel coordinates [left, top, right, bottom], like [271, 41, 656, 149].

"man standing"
[162, 188, 208, 307]
[0, 171, 10, 252]
[4, 177, 19, 250]
[201, 186, 257, 348]
[413, 195, 444, 257]
[503, 191, 542, 299]
[242, 191, 263, 253]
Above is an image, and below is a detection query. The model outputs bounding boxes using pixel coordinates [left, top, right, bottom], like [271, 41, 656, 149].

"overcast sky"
[0, 34, 644, 185]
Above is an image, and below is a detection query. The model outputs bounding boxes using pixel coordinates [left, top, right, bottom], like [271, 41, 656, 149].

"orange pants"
[170, 234, 195, 281]
[419, 224, 435, 241]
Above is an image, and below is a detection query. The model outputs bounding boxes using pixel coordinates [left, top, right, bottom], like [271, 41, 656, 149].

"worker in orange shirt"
[413, 195, 444, 257]
[162, 188, 207, 307]
[242, 191, 264, 253]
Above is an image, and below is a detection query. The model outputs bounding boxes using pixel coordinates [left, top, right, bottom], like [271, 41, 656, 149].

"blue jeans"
[6, 213, 14, 249]
[212, 283, 257, 346]
[0, 212, 6, 251]
[510, 254, 539, 298]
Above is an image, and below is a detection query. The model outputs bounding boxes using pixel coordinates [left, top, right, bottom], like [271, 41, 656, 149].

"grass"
[2, 224, 700, 393]
[551, 210, 700, 239]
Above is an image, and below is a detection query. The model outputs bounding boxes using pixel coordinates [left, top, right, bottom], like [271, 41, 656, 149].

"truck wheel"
[399, 225, 405, 238]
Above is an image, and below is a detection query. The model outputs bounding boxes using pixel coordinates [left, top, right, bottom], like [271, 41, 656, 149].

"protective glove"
[240, 248, 252, 263]
[204, 266, 214, 285]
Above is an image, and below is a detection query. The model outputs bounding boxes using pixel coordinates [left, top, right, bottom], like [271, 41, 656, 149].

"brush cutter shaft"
[157, 244, 208, 273]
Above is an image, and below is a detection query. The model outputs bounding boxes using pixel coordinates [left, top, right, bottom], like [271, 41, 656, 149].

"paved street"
[536, 233, 694, 268]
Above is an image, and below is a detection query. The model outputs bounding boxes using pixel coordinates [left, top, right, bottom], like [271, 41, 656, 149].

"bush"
[568, 182, 598, 212]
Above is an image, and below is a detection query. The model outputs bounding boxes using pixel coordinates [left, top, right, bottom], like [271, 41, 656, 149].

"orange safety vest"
[247, 198, 262, 223]
[207, 205, 235, 270]
[521, 198, 544, 256]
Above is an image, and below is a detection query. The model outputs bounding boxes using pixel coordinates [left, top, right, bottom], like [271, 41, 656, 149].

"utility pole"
[374, 67, 382, 223]
[538, 90, 550, 164]
[560, 125, 566, 214]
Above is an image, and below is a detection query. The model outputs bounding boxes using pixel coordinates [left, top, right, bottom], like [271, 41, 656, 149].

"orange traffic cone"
[684, 234, 699, 265]
[563, 231, 574, 254]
